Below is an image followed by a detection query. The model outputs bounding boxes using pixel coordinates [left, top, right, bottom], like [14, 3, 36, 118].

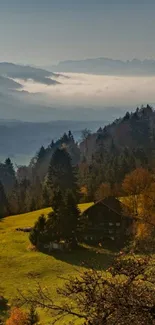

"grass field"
[0, 203, 115, 323]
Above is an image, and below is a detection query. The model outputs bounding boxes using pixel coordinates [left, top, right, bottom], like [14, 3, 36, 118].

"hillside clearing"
[0, 202, 115, 323]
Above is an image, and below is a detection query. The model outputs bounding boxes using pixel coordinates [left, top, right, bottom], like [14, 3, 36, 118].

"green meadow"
[0, 203, 115, 323]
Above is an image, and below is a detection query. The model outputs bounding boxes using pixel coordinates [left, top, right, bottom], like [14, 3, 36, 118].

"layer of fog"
[16, 73, 155, 110]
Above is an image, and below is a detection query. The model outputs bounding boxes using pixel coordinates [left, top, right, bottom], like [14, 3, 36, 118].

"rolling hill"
[0, 203, 114, 322]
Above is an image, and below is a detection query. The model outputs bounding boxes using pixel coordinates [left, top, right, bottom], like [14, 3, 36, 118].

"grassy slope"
[0, 203, 115, 322]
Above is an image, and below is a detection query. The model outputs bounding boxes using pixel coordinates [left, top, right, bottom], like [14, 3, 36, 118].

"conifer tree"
[42, 186, 50, 208]
[5, 158, 15, 178]
[0, 181, 9, 217]
[0, 158, 16, 195]
[63, 190, 80, 241]
[29, 215, 46, 247]
[47, 148, 79, 200]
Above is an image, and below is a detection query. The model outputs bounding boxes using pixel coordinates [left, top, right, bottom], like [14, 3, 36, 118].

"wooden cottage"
[79, 196, 133, 245]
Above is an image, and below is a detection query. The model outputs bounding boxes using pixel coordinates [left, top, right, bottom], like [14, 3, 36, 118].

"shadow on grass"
[39, 243, 119, 271]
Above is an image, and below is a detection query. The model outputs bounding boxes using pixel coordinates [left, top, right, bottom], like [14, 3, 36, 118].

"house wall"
[80, 202, 133, 244]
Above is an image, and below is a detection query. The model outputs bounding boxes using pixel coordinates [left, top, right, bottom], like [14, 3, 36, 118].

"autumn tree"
[18, 254, 155, 325]
[80, 185, 88, 203]
[122, 168, 155, 252]
[122, 167, 152, 216]
[6, 308, 28, 325]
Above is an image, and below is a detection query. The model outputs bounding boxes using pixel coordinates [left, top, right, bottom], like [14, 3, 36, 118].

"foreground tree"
[29, 189, 80, 248]
[6, 308, 28, 325]
[6, 306, 39, 325]
[18, 254, 155, 325]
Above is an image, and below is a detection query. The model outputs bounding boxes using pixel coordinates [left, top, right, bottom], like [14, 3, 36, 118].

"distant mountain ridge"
[49, 57, 155, 75]
[0, 62, 61, 85]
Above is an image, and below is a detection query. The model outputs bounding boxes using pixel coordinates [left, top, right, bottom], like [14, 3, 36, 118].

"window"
[116, 222, 120, 226]
[109, 229, 113, 234]
[109, 222, 113, 226]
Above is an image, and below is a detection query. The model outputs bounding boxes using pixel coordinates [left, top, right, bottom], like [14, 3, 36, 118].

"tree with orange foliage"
[80, 185, 88, 203]
[122, 167, 152, 216]
[122, 168, 155, 253]
[6, 306, 39, 325]
[6, 307, 28, 325]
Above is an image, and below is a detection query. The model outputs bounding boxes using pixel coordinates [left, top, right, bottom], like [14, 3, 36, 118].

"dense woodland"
[0, 104, 155, 217]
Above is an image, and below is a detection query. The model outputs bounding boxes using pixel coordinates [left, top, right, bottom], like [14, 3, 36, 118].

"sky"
[0, 0, 155, 65]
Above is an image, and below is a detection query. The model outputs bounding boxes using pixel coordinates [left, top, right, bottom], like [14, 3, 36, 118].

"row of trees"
[0, 132, 80, 217]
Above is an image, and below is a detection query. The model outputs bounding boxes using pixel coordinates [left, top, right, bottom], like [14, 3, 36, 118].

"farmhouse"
[79, 196, 133, 244]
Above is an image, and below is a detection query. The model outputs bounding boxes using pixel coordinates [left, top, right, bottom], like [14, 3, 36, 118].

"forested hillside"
[0, 105, 155, 216]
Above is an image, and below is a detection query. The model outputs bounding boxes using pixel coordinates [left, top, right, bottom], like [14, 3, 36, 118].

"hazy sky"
[0, 0, 155, 65]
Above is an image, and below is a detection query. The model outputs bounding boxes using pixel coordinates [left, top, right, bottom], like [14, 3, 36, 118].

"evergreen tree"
[47, 148, 79, 200]
[17, 179, 30, 213]
[30, 197, 36, 212]
[5, 158, 15, 178]
[0, 181, 8, 218]
[42, 186, 50, 208]
[30, 188, 80, 247]
[51, 188, 63, 212]
[68, 130, 74, 140]
[0, 158, 16, 195]
[36, 146, 46, 162]
[63, 190, 80, 241]
[29, 215, 46, 247]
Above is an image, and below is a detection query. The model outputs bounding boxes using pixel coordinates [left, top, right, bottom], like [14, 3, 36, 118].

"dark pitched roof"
[82, 196, 131, 219]
[82, 196, 155, 227]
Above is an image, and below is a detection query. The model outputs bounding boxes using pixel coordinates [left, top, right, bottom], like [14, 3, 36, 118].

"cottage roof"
[82, 196, 155, 227]
[82, 196, 130, 219]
